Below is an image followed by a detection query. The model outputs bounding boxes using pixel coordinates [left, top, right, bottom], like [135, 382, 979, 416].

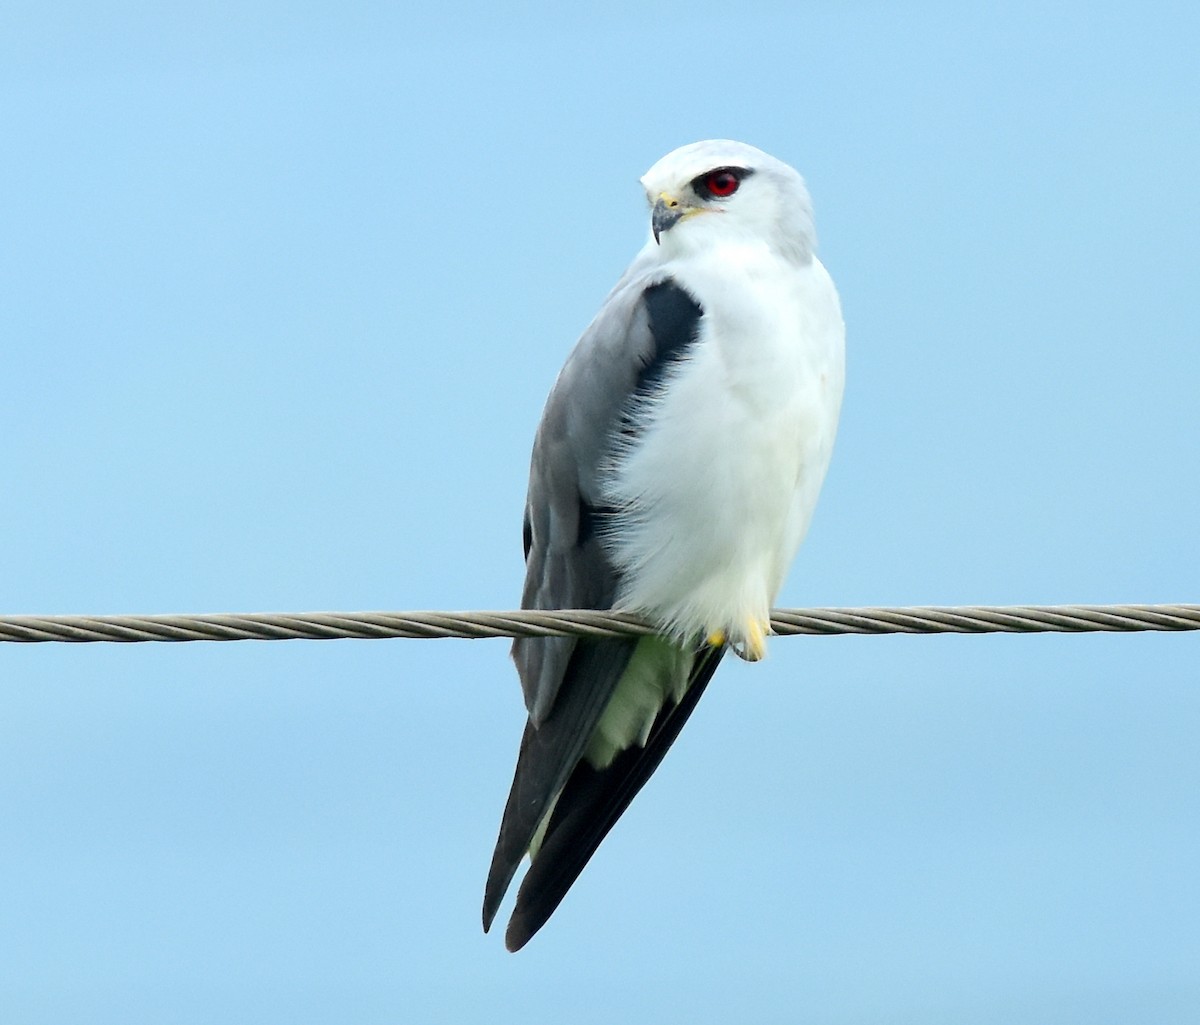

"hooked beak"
[651, 192, 686, 244]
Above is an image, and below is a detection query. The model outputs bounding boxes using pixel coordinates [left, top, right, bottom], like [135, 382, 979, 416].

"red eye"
[703, 170, 741, 198]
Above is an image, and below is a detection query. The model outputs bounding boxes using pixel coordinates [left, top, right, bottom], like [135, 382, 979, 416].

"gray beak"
[651, 194, 685, 244]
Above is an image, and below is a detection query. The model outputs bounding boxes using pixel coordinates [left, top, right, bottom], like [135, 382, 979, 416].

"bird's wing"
[483, 266, 717, 942]
[503, 643, 724, 951]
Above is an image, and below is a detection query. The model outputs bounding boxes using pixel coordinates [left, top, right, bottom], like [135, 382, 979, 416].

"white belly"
[602, 254, 845, 650]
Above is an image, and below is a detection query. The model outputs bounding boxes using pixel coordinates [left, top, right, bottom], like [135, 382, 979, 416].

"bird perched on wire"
[483, 140, 845, 951]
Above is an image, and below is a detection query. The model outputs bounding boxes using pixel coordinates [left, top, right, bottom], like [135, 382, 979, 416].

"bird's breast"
[602, 256, 844, 642]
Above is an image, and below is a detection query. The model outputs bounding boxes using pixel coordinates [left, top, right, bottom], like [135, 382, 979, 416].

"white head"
[639, 140, 816, 265]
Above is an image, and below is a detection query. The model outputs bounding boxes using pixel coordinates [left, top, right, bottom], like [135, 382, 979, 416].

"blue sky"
[2, 1, 1198, 1021]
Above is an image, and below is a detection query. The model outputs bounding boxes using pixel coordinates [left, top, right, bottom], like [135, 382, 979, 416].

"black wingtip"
[482, 885, 500, 935]
[501, 864, 569, 952]
[496, 646, 726, 952]
[482, 853, 519, 936]
[484, 881, 543, 952]
[483, 639, 639, 949]
[504, 919, 532, 953]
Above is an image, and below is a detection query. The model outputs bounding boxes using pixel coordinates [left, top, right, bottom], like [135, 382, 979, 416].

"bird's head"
[639, 140, 816, 264]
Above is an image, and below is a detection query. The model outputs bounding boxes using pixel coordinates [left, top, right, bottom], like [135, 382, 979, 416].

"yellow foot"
[731, 618, 770, 662]
[706, 629, 726, 648]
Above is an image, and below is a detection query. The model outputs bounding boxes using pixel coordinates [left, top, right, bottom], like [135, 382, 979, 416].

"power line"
[1, 603, 1197, 644]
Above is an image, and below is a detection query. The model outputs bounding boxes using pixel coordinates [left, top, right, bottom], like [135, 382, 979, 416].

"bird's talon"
[731, 619, 769, 662]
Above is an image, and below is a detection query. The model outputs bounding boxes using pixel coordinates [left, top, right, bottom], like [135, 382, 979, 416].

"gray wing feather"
[484, 265, 664, 929]
[513, 265, 661, 723]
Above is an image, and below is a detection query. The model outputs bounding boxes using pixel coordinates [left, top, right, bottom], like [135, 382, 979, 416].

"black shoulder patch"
[637, 280, 704, 398]
[522, 513, 533, 561]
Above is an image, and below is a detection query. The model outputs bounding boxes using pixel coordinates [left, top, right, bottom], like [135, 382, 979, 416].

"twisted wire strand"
[1, 604, 1198, 644]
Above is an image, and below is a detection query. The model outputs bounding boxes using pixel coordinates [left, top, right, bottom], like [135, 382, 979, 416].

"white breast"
[602, 245, 845, 651]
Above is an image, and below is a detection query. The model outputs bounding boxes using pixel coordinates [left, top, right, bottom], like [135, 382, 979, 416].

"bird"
[482, 140, 845, 951]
